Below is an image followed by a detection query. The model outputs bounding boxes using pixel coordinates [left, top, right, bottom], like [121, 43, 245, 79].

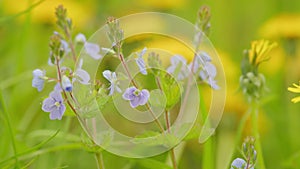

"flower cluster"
[231, 137, 257, 169]
[166, 52, 219, 89]
[240, 39, 277, 101]
[32, 5, 221, 123]
[32, 6, 102, 120]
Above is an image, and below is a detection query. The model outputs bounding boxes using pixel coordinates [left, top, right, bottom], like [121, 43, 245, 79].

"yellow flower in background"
[260, 14, 300, 39]
[249, 39, 277, 66]
[288, 82, 300, 103]
[134, 0, 187, 9]
[2, 0, 95, 27]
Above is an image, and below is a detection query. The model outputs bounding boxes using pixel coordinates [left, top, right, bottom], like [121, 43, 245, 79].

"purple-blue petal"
[136, 58, 147, 75]
[122, 87, 136, 100]
[32, 69, 45, 92]
[103, 70, 112, 82]
[130, 97, 140, 108]
[49, 104, 65, 120]
[205, 62, 217, 78]
[49, 91, 63, 102]
[230, 158, 247, 169]
[139, 89, 150, 105]
[75, 33, 86, 43]
[75, 69, 90, 84]
[85, 42, 102, 60]
[108, 84, 115, 96]
[167, 65, 176, 74]
[42, 97, 55, 112]
[54, 83, 63, 92]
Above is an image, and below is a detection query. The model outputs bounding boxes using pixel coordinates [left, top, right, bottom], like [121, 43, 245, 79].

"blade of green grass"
[0, 90, 20, 168]
[0, 130, 60, 167]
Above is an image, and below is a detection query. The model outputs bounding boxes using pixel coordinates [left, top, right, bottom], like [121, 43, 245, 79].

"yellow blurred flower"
[288, 82, 300, 103]
[249, 39, 277, 66]
[134, 0, 187, 9]
[2, 0, 95, 27]
[260, 14, 300, 39]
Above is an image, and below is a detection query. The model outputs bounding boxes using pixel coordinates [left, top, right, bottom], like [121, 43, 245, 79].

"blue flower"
[61, 75, 72, 92]
[73, 59, 90, 85]
[230, 158, 254, 169]
[190, 52, 211, 73]
[60, 40, 71, 54]
[135, 47, 147, 75]
[75, 33, 102, 60]
[167, 55, 189, 80]
[191, 51, 219, 90]
[75, 33, 86, 43]
[42, 90, 66, 120]
[85, 43, 102, 60]
[32, 69, 46, 92]
[199, 62, 220, 89]
[103, 70, 121, 95]
[122, 86, 150, 108]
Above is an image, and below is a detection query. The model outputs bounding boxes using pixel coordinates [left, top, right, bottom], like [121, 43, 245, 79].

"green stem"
[202, 137, 214, 169]
[251, 102, 266, 169]
[199, 90, 214, 169]
[95, 152, 105, 169]
[165, 110, 177, 169]
[228, 106, 252, 167]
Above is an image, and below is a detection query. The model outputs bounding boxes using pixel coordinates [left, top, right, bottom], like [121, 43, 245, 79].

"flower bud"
[62, 75, 73, 92]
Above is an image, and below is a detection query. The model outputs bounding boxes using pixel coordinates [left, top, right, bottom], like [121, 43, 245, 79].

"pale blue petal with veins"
[32, 69, 46, 92]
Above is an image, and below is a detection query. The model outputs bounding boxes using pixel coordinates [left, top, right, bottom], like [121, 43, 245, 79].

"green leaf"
[159, 72, 181, 110]
[132, 131, 179, 148]
[96, 130, 115, 149]
[137, 158, 173, 169]
[149, 90, 166, 108]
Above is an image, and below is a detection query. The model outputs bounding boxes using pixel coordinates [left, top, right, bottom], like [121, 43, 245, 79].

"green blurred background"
[1, 0, 300, 168]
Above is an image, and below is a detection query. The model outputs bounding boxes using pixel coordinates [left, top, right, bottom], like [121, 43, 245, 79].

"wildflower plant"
[230, 137, 257, 169]
[31, 4, 226, 169]
[230, 39, 276, 169]
[240, 40, 277, 101]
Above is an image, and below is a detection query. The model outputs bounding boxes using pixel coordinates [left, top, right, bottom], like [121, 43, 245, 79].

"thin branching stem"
[117, 44, 164, 131]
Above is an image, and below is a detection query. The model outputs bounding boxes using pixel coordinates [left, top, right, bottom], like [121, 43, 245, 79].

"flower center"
[133, 89, 141, 96]
[54, 101, 61, 108]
